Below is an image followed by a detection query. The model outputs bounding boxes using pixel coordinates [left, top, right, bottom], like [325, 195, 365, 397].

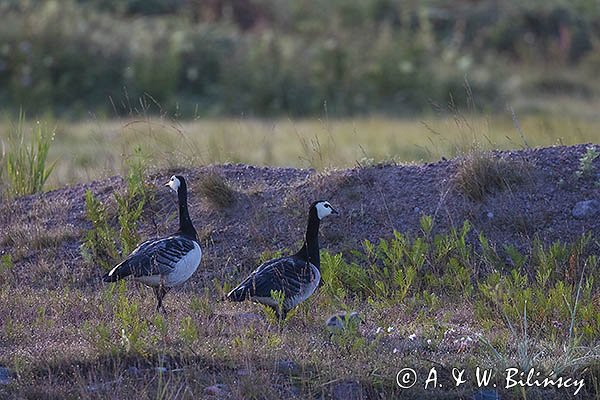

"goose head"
[312, 200, 338, 220]
[166, 175, 186, 192]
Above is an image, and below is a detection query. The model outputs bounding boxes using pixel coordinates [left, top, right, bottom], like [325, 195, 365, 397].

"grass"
[197, 172, 236, 209]
[3, 111, 57, 197]
[452, 149, 527, 201]
[1, 209, 598, 398]
[81, 146, 150, 271]
[2, 112, 599, 190]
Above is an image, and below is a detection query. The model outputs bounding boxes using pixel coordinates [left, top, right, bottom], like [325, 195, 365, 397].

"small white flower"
[387, 326, 394, 333]
[376, 327, 383, 334]
[408, 334, 417, 341]
[427, 339, 432, 345]
[393, 348, 399, 354]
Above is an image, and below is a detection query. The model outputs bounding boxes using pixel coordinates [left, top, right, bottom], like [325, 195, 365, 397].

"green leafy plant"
[4, 111, 57, 196]
[479, 253, 599, 393]
[179, 316, 199, 345]
[113, 282, 149, 355]
[81, 146, 149, 270]
[575, 145, 599, 179]
[82, 189, 121, 270]
[329, 313, 366, 352]
[477, 235, 599, 341]
[87, 281, 149, 356]
[321, 216, 479, 305]
[0, 254, 13, 274]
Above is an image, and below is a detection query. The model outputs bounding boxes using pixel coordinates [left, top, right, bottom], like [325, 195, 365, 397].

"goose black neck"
[296, 208, 321, 268]
[177, 183, 197, 240]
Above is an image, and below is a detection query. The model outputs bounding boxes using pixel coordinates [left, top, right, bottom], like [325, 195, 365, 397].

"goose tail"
[226, 284, 248, 302]
[102, 260, 132, 282]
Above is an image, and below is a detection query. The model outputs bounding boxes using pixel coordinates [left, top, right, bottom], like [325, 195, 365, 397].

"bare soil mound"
[1, 144, 598, 291]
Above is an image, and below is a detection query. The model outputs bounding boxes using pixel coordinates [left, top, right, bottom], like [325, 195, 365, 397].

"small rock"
[276, 359, 300, 375]
[331, 380, 364, 400]
[572, 200, 600, 219]
[326, 311, 362, 332]
[0, 367, 11, 385]
[204, 384, 229, 397]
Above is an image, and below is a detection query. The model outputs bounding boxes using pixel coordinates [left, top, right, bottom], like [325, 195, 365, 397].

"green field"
[6, 112, 597, 189]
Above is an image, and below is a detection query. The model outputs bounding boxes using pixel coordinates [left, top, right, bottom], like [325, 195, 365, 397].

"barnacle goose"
[227, 200, 338, 317]
[102, 175, 202, 312]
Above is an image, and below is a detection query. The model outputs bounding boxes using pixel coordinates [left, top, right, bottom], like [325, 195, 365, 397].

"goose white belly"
[136, 242, 202, 288]
[287, 264, 320, 308]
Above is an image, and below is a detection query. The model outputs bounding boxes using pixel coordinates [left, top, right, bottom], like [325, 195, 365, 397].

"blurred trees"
[0, 0, 598, 118]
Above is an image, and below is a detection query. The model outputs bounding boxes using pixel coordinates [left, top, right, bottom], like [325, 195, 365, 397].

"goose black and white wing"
[227, 255, 320, 309]
[102, 236, 199, 285]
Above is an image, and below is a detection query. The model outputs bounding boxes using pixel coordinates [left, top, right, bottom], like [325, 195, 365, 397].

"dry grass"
[4, 113, 600, 189]
[197, 172, 236, 209]
[452, 150, 527, 201]
[1, 282, 596, 399]
[0, 286, 493, 399]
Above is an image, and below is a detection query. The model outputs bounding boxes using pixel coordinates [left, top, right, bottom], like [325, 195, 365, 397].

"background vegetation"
[1, 0, 600, 118]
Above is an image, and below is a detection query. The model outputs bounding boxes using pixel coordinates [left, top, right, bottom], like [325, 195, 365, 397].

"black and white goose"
[102, 175, 202, 311]
[227, 200, 338, 317]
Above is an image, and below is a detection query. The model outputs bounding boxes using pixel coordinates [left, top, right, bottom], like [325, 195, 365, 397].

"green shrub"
[179, 316, 199, 345]
[1, 0, 569, 117]
[112, 281, 149, 354]
[321, 217, 599, 342]
[81, 147, 149, 270]
[321, 216, 479, 305]
[477, 235, 600, 341]
[575, 145, 599, 179]
[82, 188, 121, 271]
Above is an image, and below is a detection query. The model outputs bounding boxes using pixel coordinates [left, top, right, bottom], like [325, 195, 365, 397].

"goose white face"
[166, 175, 181, 192]
[315, 201, 338, 220]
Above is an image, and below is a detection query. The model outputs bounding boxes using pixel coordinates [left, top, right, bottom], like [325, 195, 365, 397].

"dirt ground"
[1, 143, 598, 291]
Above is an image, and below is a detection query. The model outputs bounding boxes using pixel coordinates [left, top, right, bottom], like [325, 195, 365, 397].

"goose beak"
[331, 207, 339, 215]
